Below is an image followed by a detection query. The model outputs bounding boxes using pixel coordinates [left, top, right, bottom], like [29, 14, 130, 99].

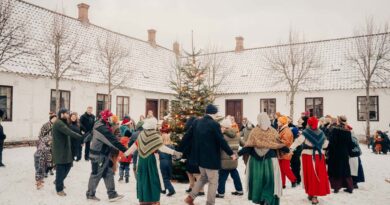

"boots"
[125, 177, 129, 183]
[118, 176, 123, 182]
[184, 196, 195, 205]
[36, 180, 44, 190]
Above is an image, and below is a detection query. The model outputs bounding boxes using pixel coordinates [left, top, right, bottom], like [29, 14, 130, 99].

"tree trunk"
[289, 91, 295, 122]
[108, 82, 112, 110]
[365, 85, 371, 144]
[55, 78, 60, 112]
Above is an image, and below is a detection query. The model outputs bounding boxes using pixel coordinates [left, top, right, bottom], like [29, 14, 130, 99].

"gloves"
[173, 151, 183, 160]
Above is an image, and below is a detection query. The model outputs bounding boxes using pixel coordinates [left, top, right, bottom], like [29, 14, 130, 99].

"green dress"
[135, 129, 164, 203]
[136, 154, 161, 202]
[248, 157, 280, 205]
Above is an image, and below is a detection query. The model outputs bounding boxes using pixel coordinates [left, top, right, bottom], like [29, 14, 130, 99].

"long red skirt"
[302, 154, 330, 196]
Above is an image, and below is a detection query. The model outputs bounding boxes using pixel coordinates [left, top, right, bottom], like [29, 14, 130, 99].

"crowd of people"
[0, 104, 384, 205]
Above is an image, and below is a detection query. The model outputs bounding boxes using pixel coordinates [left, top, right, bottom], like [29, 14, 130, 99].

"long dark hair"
[68, 112, 80, 127]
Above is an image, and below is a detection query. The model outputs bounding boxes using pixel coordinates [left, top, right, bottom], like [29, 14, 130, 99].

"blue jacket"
[186, 115, 234, 170]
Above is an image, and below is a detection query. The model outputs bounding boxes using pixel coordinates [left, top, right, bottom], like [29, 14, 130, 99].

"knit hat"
[205, 104, 218, 114]
[160, 121, 171, 134]
[122, 115, 131, 125]
[100, 109, 113, 122]
[307, 116, 319, 130]
[278, 116, 288, 125]
[57, 108, 69, 118]
[143, 117, 158, 130]
[220, 118, 232, 128]
[257, 112, 271, 130]
[111, 114, 119, 124]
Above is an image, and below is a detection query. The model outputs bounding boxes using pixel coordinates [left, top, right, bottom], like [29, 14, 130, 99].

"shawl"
[302, 128, 325, 159]
[245, 126, 285, 149]
[137, 129, 163, 158]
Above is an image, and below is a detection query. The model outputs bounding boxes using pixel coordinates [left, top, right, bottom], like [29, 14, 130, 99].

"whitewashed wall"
[0, 72, 173, 142]
[215, 89, 390, 137]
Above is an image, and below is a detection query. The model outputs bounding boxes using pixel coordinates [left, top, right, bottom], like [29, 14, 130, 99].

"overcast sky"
[26, 0, 390, 51]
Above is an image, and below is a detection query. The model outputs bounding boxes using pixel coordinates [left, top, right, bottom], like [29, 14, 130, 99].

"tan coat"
[278, 126, 293, 160]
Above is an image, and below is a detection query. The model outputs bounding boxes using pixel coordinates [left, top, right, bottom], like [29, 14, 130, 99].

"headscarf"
[220, 118, 232, 128]
[100, 109, 113, 131]
[278, 116, 288, 126]
[257, 112, 271, 130]
[142, 117, 158, 130]
[307, 116, 319, 130]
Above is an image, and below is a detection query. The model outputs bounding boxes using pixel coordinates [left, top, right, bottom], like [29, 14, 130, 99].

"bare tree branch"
[263, 29, 321, 121]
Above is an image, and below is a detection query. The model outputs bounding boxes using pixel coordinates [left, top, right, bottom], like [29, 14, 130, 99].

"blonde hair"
[161, 133, 172, 145]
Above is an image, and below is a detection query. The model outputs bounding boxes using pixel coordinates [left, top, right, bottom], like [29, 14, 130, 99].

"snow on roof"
[207, 34, 390, 94]
[0, 0, 177, 94]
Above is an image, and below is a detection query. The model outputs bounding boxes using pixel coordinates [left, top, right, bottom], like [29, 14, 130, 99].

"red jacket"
[118, 137, 132, 163]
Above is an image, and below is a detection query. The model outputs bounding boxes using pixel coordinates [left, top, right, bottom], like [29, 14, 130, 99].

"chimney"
[235, 36, 244, 52]
[147, 29, 157, 47]
[77, 3, 90, 24]
[173, 41, 180, 56]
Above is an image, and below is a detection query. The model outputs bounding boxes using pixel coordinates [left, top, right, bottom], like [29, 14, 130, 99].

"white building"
[1, 0, 389, 142]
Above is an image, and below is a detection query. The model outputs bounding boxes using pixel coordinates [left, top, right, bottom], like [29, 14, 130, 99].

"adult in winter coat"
[184, 104, 236, 205]
[277, 116, 297, 188]
[34, 113, 57, 189]
[52, 108, 83, 196]
[346, 125, 365, 189]
[327, 115, 354, 193]
[216, 119, 243, 198]
[86, 110, 129, 202]
[290, 117, 330, 205]
[80, 106, 96, 161]
[177, 116, 204, 195]
[124, 117, 182, 205]
[69, 112, 82, 161]
[0, 109, 6, 167]
[239, 117, 254, 165]
[288, 118, 302, 185]
[238, 112, 287, 205]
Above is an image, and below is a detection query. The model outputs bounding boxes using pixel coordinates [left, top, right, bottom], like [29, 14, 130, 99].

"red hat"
[307, 116, 319, 130]
[100, 109, 113, 122]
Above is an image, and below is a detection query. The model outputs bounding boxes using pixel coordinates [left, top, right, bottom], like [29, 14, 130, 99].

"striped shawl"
[137, 130, 163, 158]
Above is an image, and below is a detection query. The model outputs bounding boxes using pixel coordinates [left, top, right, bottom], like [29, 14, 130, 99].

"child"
[118, 130, 132, 183]
[159, 124, 176, 196]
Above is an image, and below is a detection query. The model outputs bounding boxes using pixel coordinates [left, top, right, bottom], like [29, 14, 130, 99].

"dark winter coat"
[52, 119, 83, 164]
[80, 112, 96, 133]
[221, 129, 240, 170]
[327, 125, 353, 178]
[0, 123, 6, 141]
[187, 115, 234, 170]
[89, 121, 127, 160]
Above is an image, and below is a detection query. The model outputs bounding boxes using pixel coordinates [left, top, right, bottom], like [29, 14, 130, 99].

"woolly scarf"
[245, 126, 285, 149]
[137, 130, 163, 158]
[302, 128, 325, 159]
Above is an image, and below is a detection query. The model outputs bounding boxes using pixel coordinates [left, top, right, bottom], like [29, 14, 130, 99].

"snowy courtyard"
[0, 146, 389, 205]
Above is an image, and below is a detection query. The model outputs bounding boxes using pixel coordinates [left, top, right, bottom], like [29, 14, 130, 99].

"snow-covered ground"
[0, 146, 389, 205]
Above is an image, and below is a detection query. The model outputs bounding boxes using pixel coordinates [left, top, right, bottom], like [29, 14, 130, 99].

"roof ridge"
[199, 32, 390, 56]
[16, 0, 173, 52]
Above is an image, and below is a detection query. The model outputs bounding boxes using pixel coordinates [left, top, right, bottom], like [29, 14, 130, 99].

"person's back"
[191, 115, 231, 170]
[221, 129, 240, 170]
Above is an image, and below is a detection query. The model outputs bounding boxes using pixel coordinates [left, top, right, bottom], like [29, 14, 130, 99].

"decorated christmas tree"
[169, 38, 217, 181]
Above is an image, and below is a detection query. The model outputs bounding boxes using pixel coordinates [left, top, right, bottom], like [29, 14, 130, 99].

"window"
[305, 97, 323, 118]
[357, 96, 379, 121]
[96, 94, 109, 117]
[50, 89, 70, 112]
[260, 98, 276, 118]
[0, 86, 13, 121]
[116, 96, 129, 120]
[159, 99, 169, 120]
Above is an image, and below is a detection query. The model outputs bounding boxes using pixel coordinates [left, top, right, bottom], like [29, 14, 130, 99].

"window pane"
[61, 91, 70, 110]
[0, 86, 12, 121]
[357, 96, 378, 121]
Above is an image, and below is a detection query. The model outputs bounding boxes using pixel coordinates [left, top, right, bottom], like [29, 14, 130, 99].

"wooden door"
[146, 99, 159, 118]
[225, 99, 243, 127]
